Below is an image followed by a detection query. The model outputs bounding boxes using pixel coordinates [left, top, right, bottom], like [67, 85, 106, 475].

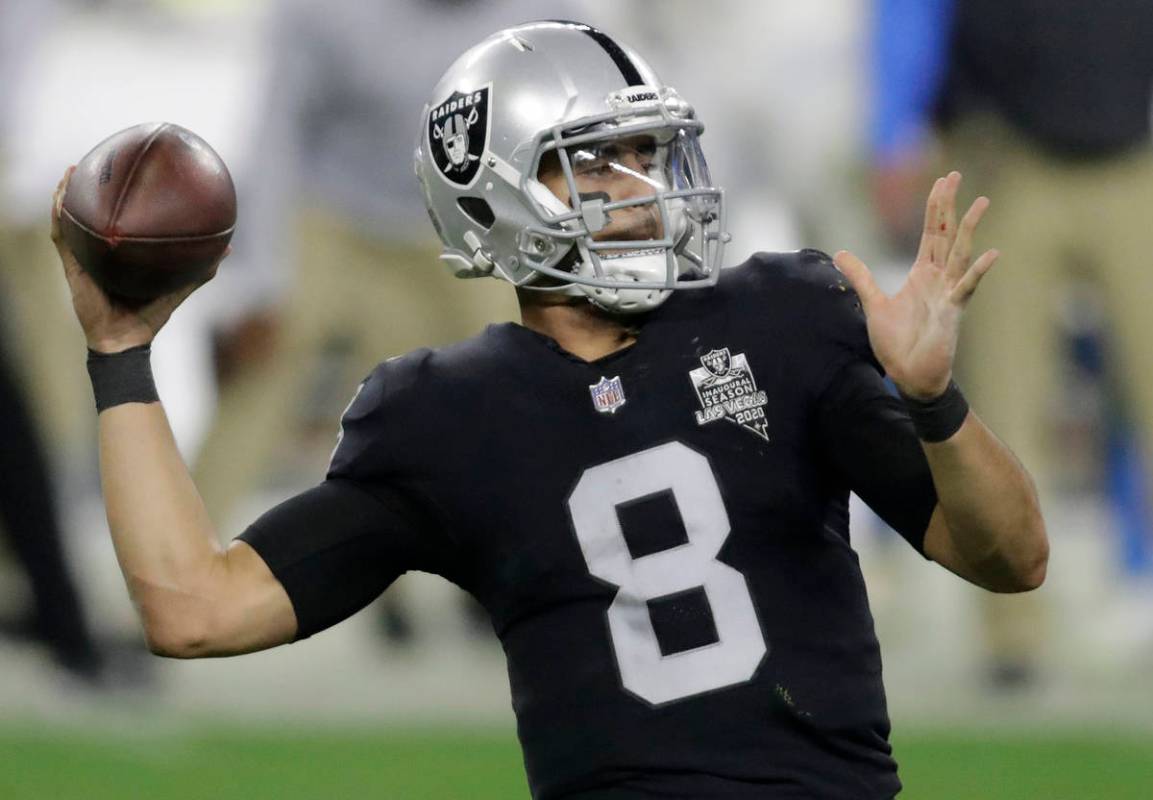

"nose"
[614, 152, 658, 192]
[612, 171, 653, 202]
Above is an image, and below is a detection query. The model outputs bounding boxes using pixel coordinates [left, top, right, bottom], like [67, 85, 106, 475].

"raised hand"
[51, 166, 227, 354]
[833, 171, 998, 400]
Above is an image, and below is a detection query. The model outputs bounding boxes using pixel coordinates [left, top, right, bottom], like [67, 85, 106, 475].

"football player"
[52, 21, 1047, 800]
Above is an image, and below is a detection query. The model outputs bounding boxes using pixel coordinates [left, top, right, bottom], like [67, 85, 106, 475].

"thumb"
[51, 167, 86, 282]
[50, 166, 75, 241]
[833, 250, 884, 311]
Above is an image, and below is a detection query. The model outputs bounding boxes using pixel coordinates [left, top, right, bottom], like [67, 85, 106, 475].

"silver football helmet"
[415, 20, 728, 314]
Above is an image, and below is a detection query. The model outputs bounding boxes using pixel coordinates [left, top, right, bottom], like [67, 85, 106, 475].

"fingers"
[916, 175, 951, 264]
[946, 195, 990, 281]
[51, 167, 86, 282]
[914, 177, 943, 264]
[916, 172, 962, 266]
[50, 166, 75, 243]
[833, 249, 884, 311]
[937, 171, 959, 266]
[950, 248, 999, 305]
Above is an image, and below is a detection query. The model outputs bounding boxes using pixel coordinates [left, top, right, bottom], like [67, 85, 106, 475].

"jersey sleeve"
[797, 249, 883, 389]
[327, 361, 397, 481]
[239, 356, 462, 640]
[815, 360, 938, 554]
[237, 478, 447, 640]
[326, 352, 437, 482]
[743, 248, 883, 392]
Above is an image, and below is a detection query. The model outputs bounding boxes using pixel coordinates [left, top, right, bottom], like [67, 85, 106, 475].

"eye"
[572, 150, 614, 177]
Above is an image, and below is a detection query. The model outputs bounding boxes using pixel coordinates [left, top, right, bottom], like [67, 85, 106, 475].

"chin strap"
[575, 251, 674, 314]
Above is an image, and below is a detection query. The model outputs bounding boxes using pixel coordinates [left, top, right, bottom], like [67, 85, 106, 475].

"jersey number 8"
[568, 441, 767, 705]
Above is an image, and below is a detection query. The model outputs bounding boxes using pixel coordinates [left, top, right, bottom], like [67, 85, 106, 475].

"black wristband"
[86, 344, 159, 412]
[899, 380, 970, 443]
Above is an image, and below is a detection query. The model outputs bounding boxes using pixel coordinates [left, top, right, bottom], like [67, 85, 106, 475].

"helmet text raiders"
[428, 88, 490, 187]
[415, 21, 729, 314]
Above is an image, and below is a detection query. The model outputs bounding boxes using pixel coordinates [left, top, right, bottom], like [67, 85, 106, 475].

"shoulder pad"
[728, 249, 875, 369]
[730, 249, 855, 300]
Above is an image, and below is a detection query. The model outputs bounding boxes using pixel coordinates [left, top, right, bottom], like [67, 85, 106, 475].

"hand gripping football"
[58, 122, 236, 305]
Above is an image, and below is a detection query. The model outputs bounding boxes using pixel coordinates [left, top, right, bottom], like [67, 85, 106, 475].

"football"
[58, 121, 236, 305]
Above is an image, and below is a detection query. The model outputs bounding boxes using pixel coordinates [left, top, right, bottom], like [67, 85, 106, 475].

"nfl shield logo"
[589, 376, 627, 414]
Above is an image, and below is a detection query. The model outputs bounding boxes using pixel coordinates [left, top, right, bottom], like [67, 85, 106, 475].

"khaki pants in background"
[0, 223, 91, 464]
[193, 211, 520, 532]
[943, 115, 1153, 675]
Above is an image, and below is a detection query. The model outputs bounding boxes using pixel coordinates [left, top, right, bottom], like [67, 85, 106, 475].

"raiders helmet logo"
[428, 85, 491, 188]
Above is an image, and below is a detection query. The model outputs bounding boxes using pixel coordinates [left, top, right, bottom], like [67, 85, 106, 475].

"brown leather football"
[59, 122, 236, 305]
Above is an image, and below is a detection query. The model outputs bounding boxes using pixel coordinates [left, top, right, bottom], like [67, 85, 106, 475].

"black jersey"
[240, 250, 938, 799]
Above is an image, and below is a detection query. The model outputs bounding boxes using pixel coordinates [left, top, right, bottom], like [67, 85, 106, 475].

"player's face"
[537, 135, 666, 241]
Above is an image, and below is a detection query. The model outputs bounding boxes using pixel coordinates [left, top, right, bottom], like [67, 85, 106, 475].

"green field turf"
[1, 724, 1150, 799]
[892, 730, 1153, 799]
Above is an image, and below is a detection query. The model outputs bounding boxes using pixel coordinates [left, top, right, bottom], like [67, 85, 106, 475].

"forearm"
[922, 411, 1048, 592]
[98, 401, 227, 649]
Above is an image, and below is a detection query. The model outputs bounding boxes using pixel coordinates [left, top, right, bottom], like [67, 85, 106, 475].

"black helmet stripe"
[542, 20, 646, 86]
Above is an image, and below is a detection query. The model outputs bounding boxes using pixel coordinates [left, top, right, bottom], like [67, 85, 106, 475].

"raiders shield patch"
[428, 85, 490, 188]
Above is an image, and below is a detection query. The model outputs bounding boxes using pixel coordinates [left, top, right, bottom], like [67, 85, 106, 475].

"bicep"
[203, 539, 299, 656]
[143, 540, 296, 659]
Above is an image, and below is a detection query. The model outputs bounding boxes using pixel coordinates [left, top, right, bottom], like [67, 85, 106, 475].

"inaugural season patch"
[428, 85, 490, 188]
[689, 348, 769, 441]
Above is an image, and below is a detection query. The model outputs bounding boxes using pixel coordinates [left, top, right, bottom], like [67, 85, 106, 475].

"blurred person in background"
[0, 324, 108, 686]
[0, 0, 116, 689]
[2, 0, 273, 694]
[2, 0, 270, 484]
[0, 0, 93, 468]
[870, 0, 1153, 687]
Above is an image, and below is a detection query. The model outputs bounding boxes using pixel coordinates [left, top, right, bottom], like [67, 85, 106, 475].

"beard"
[596, 204, 663, 244]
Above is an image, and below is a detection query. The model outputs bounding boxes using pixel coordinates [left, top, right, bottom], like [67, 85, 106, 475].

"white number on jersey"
[567, 441, 767, 704]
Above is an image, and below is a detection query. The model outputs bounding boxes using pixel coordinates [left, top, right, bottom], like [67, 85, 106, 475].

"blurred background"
[1, 0, 1151, 797]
